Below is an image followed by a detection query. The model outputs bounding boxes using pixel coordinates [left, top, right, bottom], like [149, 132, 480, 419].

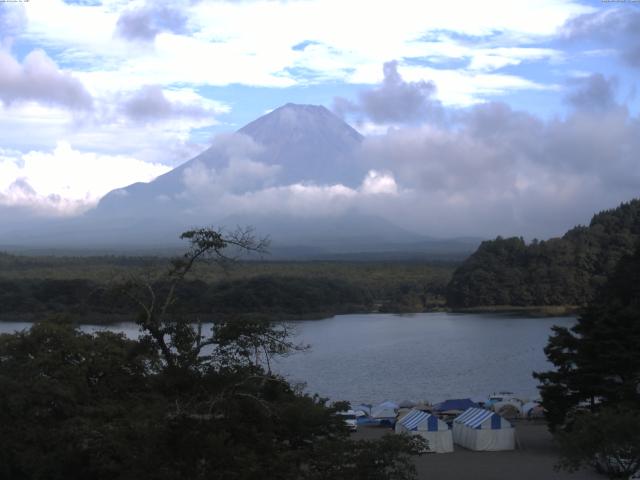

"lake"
[0, 312, 573, 405]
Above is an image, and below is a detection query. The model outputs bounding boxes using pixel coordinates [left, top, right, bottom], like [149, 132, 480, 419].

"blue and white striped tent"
[455, 407, 507, 429]
[452, 408, 515, 451]
[398, 410, 440, 431]
[395, 409, 453, 453]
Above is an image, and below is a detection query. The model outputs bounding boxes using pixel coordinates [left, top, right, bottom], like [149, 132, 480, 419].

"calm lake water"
[0, 312, 573, 405]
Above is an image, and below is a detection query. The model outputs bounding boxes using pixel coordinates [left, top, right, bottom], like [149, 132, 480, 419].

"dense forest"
[0, 255, 454, 322]
[446, 199, 640, 308]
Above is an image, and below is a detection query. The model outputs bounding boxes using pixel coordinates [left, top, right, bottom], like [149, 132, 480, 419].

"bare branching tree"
[121, 226, 271, 371]
[116, 226, 316, 422]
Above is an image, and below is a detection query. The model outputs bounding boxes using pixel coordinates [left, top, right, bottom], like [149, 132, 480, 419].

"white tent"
[395, 409, 453, 453]
[452, 408, 515, 451]
[371, 401, 398, 423]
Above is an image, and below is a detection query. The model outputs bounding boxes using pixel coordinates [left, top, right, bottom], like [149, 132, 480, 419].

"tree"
[555, 406, 640, 479]
[0, 227, 422, 480]
[307, 434, 425, 480]
[534, 243, 640, 430]
[119, 226, 271, 372]
[0, 320, 161, 480]
[534, 242, 640, 477]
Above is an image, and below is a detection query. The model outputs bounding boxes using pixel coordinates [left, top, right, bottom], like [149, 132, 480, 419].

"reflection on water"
[0, 312, 573, 405]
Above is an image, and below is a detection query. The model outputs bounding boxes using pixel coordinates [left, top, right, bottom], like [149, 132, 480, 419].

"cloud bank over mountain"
[80, 64, 639, 243]
[2, 61, 640, 245]
[109, 67, 637, 240]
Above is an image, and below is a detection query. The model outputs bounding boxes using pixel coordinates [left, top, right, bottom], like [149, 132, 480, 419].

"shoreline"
[448, 305, 580, 317]
[0, 305, 579, 325]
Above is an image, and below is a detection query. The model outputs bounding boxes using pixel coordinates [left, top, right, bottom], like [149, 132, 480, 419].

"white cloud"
[0, 44, 225, 167]
[392, 65, 556, 107]
[16, 0, 593, 104]
[182, 157, 281, 198]
[184, 168, 400, 220]
[226, 182, 358, 218]
[467, 47, 560, 72]
[21, 0, 121, 57]
[0, 142, 170, 214]
[0, 86, 222, 167]
[360, 170, 398, 195]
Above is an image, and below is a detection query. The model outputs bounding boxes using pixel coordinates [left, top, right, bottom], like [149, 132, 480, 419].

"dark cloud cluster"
[334, 61, 442, 125]
[115, 2, 191, 42]
[562, 8, 640, 68]
[565, 73, 618, 112]
[348, 71, 640, 238]
[120, 85, 212, 123]
[0, 49, 93, 110]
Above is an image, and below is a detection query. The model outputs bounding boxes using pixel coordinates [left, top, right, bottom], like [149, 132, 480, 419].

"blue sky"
[1, 0, 639, 238]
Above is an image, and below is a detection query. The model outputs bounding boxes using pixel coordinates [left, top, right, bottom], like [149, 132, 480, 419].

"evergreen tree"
[534, 243, 640, 430]
[534, 243, 640, 477]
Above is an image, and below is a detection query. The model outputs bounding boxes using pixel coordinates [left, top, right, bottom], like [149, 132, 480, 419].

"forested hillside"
[446, 199, 640, 308]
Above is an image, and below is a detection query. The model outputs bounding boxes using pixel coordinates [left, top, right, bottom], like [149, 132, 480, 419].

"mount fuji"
[1, 104, 480, 258]
[94, 103, 365, 218]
